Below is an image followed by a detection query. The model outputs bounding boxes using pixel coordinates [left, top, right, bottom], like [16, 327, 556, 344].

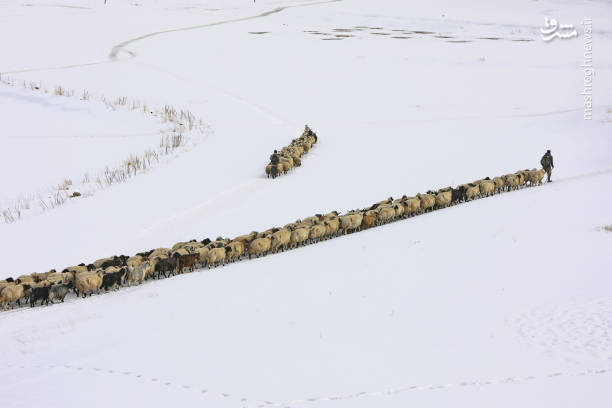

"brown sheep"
[360, 213, 376, 230]
[176, 253, 200, 274]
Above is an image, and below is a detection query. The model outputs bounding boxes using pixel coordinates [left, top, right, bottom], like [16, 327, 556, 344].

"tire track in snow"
[1, 0, 342, 75]
[108, 0, 343, 59]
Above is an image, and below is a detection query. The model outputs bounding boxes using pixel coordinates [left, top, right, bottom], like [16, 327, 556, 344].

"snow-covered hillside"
[1, 0, 611, 407]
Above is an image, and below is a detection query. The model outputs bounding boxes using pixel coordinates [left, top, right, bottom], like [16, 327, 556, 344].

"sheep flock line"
[0, 159, 548, 312]
[265, 125, 318, 179]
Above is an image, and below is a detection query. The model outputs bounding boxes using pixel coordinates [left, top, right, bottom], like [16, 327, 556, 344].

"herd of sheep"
[0, 166, 547, 312]
[265, 125, 318, 178]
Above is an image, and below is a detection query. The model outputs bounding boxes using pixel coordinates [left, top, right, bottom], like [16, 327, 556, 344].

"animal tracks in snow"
[7, 360, 609, 408]
[514, 298, 612, 362]
[263, 368, 612, 407]
[4, 363, 268, 407]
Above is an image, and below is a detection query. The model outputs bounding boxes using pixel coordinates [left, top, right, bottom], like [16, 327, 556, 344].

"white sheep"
[339, 213, 363, 234]
[1, 284, 30, 310]
[324, 218, 340, 236]
[206, 247, 226, 268]
[74, 272, 103, 298]
[464, 185, 480, 201]
[434, 191, 452, 208]
[504, 174, 520, 190]
[377, 206, 396, 224]
[527, 168, 546, 186]
[308, 224, 327, 242]
[270, 229, 291, 252]
[478, 179, 496, 196]
[248, 237, 272, 259]
[492, 176, 505, 192]
[290, 228, 310, 248]
[416, 193, 435, 211]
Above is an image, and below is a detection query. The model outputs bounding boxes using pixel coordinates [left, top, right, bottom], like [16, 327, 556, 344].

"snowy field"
[0, 84, 168, 207]
[1, 0, 611, 407]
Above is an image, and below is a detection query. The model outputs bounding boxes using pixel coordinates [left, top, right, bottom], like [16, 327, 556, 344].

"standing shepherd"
[540, 149, 554, 182]
[270, 149, 279, 165]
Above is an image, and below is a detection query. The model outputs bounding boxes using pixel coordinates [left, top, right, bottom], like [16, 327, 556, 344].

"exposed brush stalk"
[0, 77, 205, 223]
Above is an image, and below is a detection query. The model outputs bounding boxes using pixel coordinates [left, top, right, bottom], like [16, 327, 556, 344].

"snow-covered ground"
[1, 0, 611, 407]
[0, 83, 170, 208]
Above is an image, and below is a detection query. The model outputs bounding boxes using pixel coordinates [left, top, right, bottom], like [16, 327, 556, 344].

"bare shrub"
[2, 209, 19, 223]
[58, 178, 72, 190]
[0, 77, 206, 223]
